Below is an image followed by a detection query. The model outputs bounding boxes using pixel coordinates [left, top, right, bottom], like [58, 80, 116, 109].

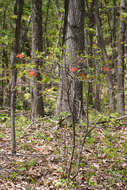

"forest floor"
[0, 114, 127, 190]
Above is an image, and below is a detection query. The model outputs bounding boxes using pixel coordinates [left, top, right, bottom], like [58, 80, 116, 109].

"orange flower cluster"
[69, 67, 88, 80]
[69, 67, 78, 72]
[16, 53, 25, 59]
[80, 73, 88, 80]
[28, 71, 37, 77]
[102, 66, 109, 72]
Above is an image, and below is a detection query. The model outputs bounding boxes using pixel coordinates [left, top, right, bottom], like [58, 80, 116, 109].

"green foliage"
[54, 178, 76, 189]
[15, 115, 30, 129]
[96, 112, 119, 126]
[35, 132, 44, 140]
[107, 166, 127, 184]
[86, 135, 96, 145]
[121, 12, 127, 20]
[0, 132, 6, 139]
[26, 159, 36, 169]
[19, 142, 34, 152]
[1, 113, 127, 189]
[56, 112, 71, 121]
[43, 87, 57, 114]
[121, 140, 127, 155]
[1, 0, 127, 188]
[9, 171, 17, 180]
[86, 168, 96, 186]
[0, 113, 9, 122]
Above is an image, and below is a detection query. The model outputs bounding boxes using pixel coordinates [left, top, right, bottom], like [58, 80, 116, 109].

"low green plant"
[19, 142, 34, 152]
[86, 168, 96, 186]
[54, 178, 76, 189]
[35, 132, 44, 140]
[0, 113, 9, 122]
[26, 159, 36, 169]
[29, 176, 36, 184]
[18, 166, 26, 174]
[16, 160, 36, 177]
[0, 132, 6, 139]
[9, 171, 17, 180]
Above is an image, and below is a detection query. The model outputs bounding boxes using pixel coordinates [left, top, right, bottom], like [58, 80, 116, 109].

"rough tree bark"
[31, 0, 44, 119]
[56, 0, 85, 121]
[117, 0, 126, 115]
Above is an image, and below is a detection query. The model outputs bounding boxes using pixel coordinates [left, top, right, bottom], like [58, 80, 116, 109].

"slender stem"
[67, 78, 76, 179]
[67, 117, 76, 179]
[71, 82, 90, 179]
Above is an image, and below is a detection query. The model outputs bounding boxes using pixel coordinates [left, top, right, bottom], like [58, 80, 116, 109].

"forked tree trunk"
[117, 0, 125, 115]
[31, 0, 44, 119]
[56, 0, 85, 121]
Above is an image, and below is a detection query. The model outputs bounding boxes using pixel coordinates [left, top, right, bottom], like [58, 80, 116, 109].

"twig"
[26, 119, 39, 129]
[67, 117, 76, 179]
[66, 78, 76, 179]
[0, 152, 45, 157]
[71, 126, 95, 180]
[71, 80, 93, 180]
[71, 114, 127, 179]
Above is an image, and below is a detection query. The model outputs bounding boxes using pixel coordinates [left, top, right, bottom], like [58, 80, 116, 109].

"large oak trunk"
[56, 0, 85, 121]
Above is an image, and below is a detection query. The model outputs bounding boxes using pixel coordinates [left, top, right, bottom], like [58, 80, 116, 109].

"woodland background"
[0, 0, 127, 189]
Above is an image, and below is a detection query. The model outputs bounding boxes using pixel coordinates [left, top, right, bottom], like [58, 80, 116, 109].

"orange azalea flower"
[102, 66, 109, 72]
[16, 53, 25, 58]
[80, 73, 88, 80]
[35, 147, 41, 151]
[28, 70, 37, 77]
[69, 67, 78, 72]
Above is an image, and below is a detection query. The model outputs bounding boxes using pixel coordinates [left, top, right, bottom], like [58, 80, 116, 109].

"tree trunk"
[56, 0, 85, 121]
[10, 0, 24, 155]
[117, 0, 125, 115]
[1, 8, 9, 108]
[20, 15, 31, 110]
[111, 0, 117, 82]
[94, 1, 115, 112]
[95, 27, 101, 112]
[31, 0, 44, 119]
